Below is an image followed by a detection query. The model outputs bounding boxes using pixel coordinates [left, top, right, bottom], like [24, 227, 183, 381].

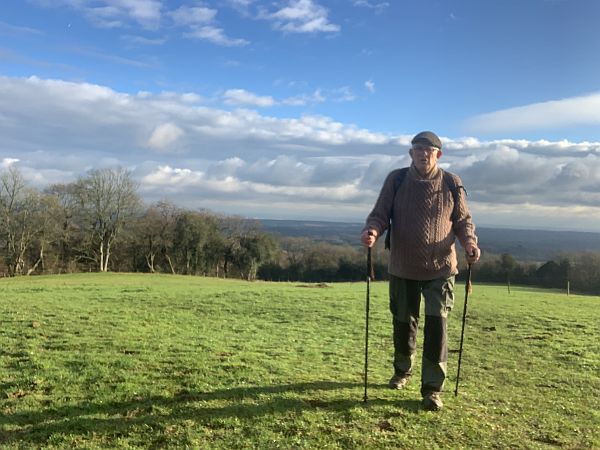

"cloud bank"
[465, 91, 600, 134]
[2, 75, 600, 230]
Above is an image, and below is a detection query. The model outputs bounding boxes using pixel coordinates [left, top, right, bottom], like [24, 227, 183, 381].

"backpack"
[384, 168, 466, 249]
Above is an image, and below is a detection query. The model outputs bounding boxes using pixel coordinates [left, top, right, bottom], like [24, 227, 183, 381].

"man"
[361, 131, 480, 411]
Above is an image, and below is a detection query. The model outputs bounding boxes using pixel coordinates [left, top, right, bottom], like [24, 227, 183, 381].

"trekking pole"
[454, 263, 472, 397]
[363, 235, 375, 403]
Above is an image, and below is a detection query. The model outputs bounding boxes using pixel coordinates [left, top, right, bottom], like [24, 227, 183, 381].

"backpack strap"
[384, 168, 467, 250]
[441, 169, 467, 222]
[384, 168, 408, 249]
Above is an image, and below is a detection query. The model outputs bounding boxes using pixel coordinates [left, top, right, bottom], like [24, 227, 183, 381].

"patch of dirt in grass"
[296, 283, 331, 288]
[533, 433, 563, 446]
[121, 349, 140, 355]
[124, 408, 144, 418]
[307, 399, 328, 408]
[376, 420, 394, 432]
[217, 352, 234, 361]
[524, 335, 548, 340]
[7, 389, 28, 399]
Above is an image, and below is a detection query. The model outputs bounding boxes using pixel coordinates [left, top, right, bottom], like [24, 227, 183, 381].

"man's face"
[409, 143, 441, 174]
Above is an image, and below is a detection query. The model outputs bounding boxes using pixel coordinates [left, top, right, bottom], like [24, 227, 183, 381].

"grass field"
[1, 273, 599, 449]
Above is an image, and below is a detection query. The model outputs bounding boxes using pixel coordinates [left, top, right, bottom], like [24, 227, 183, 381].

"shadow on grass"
[0, 381, 420, 445]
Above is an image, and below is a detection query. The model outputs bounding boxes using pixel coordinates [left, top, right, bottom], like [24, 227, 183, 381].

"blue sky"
[1, 0, 600, 231]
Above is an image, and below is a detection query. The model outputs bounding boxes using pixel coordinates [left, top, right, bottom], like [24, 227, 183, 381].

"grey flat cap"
[411, 131, 442, 149]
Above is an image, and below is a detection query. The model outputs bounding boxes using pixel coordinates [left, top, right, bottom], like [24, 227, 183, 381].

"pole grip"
[367, 232, 375, 281]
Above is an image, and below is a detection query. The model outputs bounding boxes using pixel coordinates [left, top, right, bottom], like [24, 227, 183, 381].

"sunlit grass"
[1, 273, 598, 449]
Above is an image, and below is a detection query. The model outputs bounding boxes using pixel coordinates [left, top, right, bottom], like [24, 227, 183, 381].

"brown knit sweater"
[364, 164, 477, 280]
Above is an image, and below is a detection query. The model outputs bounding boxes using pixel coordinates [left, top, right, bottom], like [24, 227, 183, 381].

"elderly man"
[361, 131, 480, 411]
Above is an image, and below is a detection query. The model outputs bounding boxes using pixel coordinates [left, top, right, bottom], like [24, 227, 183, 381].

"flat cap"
[411, 131, 442, 149]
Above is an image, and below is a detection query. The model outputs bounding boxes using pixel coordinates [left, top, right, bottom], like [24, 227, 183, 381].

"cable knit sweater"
[364, 164, 477, 280]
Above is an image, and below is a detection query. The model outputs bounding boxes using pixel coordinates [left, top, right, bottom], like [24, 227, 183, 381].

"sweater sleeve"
[362, 169, 402, 236]
[451, 174, 478, 249]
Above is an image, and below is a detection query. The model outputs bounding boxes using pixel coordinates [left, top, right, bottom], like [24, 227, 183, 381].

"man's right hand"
[361, 229, 378, 248]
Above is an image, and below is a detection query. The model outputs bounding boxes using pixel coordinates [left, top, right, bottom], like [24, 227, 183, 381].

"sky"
[1, 0, 600, 232]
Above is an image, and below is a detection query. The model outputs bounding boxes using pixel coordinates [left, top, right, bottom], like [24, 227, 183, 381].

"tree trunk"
[99, 241, 105, 272]
[26, 244, 44, 276]
[146, 253, 155, 273]
[103, 240, 111, 272]
[165, 253, 176, 274]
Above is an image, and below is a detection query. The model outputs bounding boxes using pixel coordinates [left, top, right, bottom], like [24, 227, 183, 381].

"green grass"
[1, 273, 598, 449]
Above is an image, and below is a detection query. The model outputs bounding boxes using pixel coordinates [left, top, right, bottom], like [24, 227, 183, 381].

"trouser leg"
[389, 276, 421, 376]
[420, 276, 455, 395]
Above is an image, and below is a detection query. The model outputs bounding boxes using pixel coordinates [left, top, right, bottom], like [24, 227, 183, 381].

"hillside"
[259, 219, 600, 261]
[1, 273, 598, 449]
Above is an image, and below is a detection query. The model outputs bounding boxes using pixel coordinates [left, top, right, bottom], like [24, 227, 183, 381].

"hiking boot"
[422, 391, 443, 411]
[388, 373, 410, 390]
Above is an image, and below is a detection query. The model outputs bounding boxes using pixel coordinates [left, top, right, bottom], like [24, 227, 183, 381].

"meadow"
[0, 273, 598, 449]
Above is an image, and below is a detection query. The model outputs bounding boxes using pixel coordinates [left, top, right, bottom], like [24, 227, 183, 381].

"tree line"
[0, 166, 278, 280]
[1, 166, 599, 295]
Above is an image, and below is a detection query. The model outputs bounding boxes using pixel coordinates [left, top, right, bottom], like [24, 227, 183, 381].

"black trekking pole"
[454, 263, 472, 397]
[363, 239, 375, 403]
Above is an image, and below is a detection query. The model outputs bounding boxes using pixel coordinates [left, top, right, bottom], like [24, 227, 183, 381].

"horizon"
[255, 217, 600, 235]
[2, 0, 600, 233]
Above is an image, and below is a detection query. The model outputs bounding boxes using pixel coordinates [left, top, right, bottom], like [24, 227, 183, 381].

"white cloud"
[353, 1, 389, 12]
[121, 34, 167, 45]
[33, 1, 247, 46]
[223, 89, 275, 107]
[0, 20, 44, 35]
[168, 4, 248, 47]
[331, 86, 355, 102]
[282, 89, 325, 106]
[147, 123, 184, 151]
[1, 158, 20, 168]
[3, 75, 600, 230]
[263, 0, 340, 34]
[183, 25, 249, 47]
[365, 80, 375, 93]
[228, 0, 255, 5]
[169, 6, 217, 26]
[50, 0, 163, 29]
[226, 0, 256, 13]
[282, 87, 355, 105]
[220, 86, 356, 108]
[465, 91, 600, 134]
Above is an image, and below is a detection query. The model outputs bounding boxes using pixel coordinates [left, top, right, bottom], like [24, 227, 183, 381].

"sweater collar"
[410, 163, 440, 180]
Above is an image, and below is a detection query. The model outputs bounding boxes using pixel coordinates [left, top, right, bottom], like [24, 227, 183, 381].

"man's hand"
[465, 242, 481, 264]
[361, 229, 378, 248]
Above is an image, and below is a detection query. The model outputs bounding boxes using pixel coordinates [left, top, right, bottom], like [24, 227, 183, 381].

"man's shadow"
[0, 381, 421, 445]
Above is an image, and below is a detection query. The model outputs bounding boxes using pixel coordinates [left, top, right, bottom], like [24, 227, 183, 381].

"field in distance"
[1, 273, 598, 449]
[260, 219, 600, 261]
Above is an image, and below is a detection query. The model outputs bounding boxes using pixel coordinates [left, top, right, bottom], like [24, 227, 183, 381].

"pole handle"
[366, 232, 375, 281]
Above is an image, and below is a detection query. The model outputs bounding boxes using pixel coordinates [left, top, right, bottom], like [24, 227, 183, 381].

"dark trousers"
[389, 275, 455, 395]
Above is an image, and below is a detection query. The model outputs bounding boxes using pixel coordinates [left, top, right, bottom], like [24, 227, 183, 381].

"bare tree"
[25, 193, 63, 275]
[45, 183, 82, 272]
[0, 166, 58, 276]
[73, 168, 142, 272]
[136, 201, 179, 273]
[172, 211, 219, 275]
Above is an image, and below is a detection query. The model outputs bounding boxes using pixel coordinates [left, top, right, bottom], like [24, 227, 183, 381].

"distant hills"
[259, 219, 600, 262]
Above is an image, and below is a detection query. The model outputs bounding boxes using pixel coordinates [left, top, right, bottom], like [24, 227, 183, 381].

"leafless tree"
[136, 201, 179, 273]
[72, 168, 142, 272]
[0, 166, 59, 275]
